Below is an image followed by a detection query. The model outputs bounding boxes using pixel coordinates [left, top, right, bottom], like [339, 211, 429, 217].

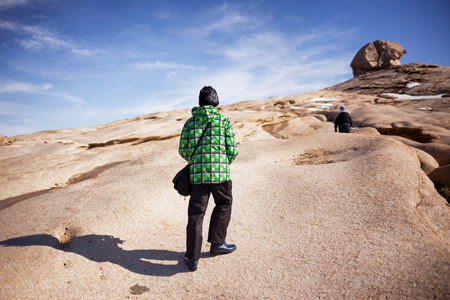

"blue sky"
[0, 0, 449, 137]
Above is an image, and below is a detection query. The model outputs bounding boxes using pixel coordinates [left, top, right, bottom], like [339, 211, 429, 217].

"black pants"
[185, 181, 233, 260]
[338, 123, 351, 133]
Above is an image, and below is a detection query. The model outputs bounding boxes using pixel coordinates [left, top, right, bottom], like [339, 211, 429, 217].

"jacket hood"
[192, 105, 219, 123]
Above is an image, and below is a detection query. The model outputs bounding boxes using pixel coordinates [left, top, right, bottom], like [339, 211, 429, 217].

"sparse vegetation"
[130, 284, 150, 295]
[376, 127, 434, 143]
[292, 148, 333, 165]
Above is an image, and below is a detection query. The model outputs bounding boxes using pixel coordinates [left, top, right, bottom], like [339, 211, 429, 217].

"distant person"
[334, 105, 353, 133]
[178, 86, 239, 272]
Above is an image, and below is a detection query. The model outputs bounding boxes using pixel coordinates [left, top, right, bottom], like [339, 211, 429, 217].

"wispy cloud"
[0, 0, 33, 10]
[118, 27, 354, 112]
[199, 13, 251, 36]
[0, 81, 52, 93]
[18, 24, 72, 51]
[182, 3, 261, 39]
[188, 27, 353, 103]
[128, 60, 194, 71]
[0, 20, 18, 31]
[0, 99, 36, 136]
[0, 100, 32, 116]
[154, 6, 176, 20]
[0, 0, 60, 11]
[0, 81, 99, 117]
[175, 3, 355, 103]
[0, 20, 104, 56]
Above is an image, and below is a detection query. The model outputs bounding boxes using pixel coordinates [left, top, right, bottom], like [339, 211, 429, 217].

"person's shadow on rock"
[0, 234, 205, 276]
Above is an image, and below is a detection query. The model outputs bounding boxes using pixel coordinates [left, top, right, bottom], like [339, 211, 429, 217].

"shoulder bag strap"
[188, 121, 211, 163]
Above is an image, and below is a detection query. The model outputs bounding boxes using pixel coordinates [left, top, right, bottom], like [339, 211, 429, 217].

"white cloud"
[165, 71, 178, 78]
[154, 6, 176, 20]
[182, 5, 259, 39]
[0, 20, 103, 56]
[19, 25, 72, 51]
[201, 13, 250, 35]
[0, 100, 36, 136]
[71, 48, 105, 56]
[0, 0, 33, 10]
[85, 109, 100, 118]
[51, 90, 90, 108]
[0, 0, 60, 12]
[0, 100, 32, 115]
[0, 82, 52, 93]
[195, 29, 352, 103]
[0, 20, 18, 31]
[218, 31, 287, 66]
[129, 60, 194, 71]
[0, 81, 99, 117]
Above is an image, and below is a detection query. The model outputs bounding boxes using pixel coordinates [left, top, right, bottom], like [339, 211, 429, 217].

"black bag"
[173, 122, 210, 196]
[172, 164, 191, 196]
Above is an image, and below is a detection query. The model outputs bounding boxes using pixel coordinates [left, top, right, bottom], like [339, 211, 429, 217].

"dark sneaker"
[210, 243, 236, 256]
[184, 257, 199, 271]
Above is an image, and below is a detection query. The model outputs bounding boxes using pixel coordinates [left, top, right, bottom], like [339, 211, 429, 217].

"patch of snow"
[380, 93, 446, 100]
[290, 106, 306, 109]
[406, 82, 421, 88]
[307, 108, 323, 111]
[317, 103, 333, 108]
[307, 97, 340, 102]
[416, 107, 433, 111]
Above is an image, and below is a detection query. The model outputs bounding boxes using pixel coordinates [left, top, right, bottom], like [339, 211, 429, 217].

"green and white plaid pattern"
[179, 105, 238, 184]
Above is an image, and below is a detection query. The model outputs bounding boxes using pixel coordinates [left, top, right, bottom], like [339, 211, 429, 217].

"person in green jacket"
[178, 86, 239, 271]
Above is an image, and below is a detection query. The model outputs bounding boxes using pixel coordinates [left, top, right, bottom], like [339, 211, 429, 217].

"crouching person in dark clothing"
[334, 105, 353, 133]
[178, 86, 239, 271]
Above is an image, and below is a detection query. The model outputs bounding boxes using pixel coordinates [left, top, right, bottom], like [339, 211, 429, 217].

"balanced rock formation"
[351, 40, 406, 76]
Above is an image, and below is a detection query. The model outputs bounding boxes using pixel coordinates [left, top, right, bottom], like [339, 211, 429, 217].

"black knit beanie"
[199, 86, 219, 107]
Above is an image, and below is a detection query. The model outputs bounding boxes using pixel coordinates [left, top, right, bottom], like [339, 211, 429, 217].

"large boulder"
[351, 40, 406, 76]
[428, 164, 450, 188]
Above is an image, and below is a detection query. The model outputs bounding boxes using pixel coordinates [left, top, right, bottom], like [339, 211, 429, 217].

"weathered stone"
[411, 147, 440, 175]
[351, 40, 406, 76]
[331, 63, 450, 97]
[353, 127, 381, 136]
[428, 164, 450, 187]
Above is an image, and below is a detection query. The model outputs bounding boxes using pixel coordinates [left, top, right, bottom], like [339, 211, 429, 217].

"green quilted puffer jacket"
[178, 105, 238, 184]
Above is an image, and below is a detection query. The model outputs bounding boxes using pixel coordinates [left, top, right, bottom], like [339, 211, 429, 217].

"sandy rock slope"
[0, 86, 449, 299]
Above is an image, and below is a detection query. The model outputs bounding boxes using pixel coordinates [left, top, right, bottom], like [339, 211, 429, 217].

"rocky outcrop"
[330, 63, 450, 97]
[0, 135, 14, 146]
[351, 40, 406, 76]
